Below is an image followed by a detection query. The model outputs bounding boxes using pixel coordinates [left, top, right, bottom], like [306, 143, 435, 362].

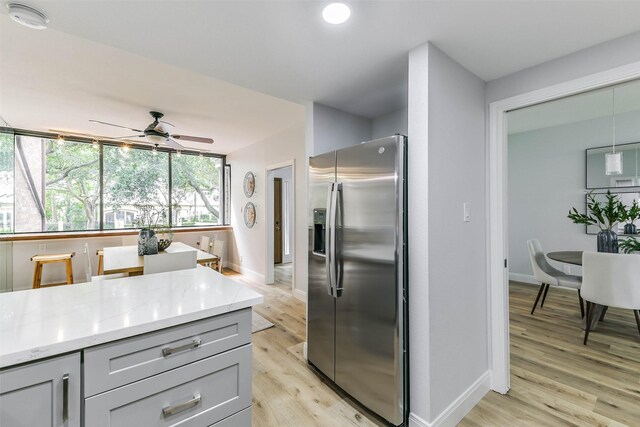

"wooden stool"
[96, 249, 104, 275]
[31, 252, 75, 289]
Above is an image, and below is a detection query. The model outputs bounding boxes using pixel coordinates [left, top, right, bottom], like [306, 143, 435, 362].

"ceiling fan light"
[605, 152, 623, 175]
[146, 134, 165, 144]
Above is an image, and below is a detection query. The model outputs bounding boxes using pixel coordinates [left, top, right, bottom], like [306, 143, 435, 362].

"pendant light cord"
[612, 88, 616, 155]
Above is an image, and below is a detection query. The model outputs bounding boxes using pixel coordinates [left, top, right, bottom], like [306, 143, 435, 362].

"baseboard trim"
[228, 262, 265, 284]
[508, 272, 537, 285]
[409, 371, 490, 427]
[293, 288, 307, 303]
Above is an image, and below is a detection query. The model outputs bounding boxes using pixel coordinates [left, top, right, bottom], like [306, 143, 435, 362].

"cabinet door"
[0, 353, 81, 427]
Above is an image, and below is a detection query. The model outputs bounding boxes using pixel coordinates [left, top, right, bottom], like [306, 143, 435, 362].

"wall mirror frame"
[586, 141, 640, 190]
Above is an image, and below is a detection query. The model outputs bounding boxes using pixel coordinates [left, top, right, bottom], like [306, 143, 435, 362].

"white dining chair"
[527, 239, 583, 316]
[196, 236, 213, 254]
[143, 251, 197, 275]
[211, 240, 225, 273]
[581, 251, 640, 345]
[83, 243, 127, 283]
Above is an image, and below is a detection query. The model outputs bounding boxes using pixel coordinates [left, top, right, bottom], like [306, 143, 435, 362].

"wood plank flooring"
[461, 282, 640, 427]
[225, 269, 639, 426]
[224, 269, 385, 427]
[273, 263, 293, 294]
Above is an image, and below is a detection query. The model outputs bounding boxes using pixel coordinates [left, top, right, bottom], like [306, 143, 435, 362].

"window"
[13, 135, 100, 232]
[0, 131, 13, 233]
[103, 145, 169, 229]
[171, 153, 222, 226]
[1, 130, 226, 234]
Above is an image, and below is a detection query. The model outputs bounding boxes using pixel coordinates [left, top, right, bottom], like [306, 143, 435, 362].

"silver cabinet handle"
[325, 183, 336, 296]
[62, 374, 69, 422]
[162, 394, 201, 417]
[162, 338, 202, 357]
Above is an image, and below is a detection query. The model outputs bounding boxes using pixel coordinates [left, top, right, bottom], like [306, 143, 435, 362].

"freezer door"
[307, 151, 336, 380]
[335, 136, 405, 425]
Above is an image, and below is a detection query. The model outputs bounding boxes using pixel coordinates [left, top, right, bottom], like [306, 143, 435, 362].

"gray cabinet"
[0, 353, 81, 427]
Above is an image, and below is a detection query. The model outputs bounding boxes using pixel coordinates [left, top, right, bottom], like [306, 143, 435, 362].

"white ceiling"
[508, 79, 640, 135]
[1, 1, 640, 153]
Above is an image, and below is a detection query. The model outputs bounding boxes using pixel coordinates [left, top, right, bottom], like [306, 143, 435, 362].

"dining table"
[103, 241, 218, 275]
[546, 250, 607, 330]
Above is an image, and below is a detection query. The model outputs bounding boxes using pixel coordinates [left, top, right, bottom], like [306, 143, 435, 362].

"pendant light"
[605, 87, 623, 175]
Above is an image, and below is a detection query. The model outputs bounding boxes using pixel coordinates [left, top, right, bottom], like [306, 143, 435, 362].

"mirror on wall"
[585, 191, 640, 235]
[586, 142, 640, 189]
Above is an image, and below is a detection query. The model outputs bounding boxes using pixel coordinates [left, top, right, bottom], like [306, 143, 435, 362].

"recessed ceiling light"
[322, 2, 351, 25]
[6, 3, 49, 30]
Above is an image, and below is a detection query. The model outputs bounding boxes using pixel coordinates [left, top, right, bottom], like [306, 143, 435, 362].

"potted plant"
[620, 199, 640, 235]
[134, 205, 168, 256]
[620, 237, 640, 254]
[567, 191, 624, 253]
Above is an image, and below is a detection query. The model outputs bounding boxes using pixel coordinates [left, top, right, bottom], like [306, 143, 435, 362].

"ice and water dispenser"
[313, 208, 326, 255]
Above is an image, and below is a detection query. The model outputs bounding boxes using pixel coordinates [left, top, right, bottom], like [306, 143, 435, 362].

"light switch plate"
[463, 202, 471, 222]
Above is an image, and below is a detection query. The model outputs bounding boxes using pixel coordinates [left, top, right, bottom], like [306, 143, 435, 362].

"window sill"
[0, 226, 232, 242]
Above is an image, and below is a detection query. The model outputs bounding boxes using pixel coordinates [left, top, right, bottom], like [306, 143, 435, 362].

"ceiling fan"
[89, 111, 214, 150]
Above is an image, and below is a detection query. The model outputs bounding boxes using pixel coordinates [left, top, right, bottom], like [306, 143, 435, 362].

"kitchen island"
[0, 266, 262, 426]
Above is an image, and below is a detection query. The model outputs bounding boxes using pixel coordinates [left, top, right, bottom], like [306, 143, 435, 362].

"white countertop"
[0, 267, 263, 368]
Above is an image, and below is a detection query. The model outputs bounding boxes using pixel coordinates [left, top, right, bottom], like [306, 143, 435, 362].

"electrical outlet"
[38, 244, 46, 251]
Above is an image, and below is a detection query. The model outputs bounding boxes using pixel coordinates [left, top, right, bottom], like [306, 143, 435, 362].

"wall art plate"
[243, 171, 256, 198]
[244, 202, 256, 228]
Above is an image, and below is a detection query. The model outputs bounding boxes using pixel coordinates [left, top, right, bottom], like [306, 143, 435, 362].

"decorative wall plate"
[244, 202, 256, 228]
[243, 171, 256, 198]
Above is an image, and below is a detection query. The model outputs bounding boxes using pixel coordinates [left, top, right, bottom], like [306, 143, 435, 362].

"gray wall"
[408, 42, 488, 425]
[372, 108, 408, 139]
[487, 31, 640, 103]
[508, 111, 640, 280]
[307, 103, 372, 156]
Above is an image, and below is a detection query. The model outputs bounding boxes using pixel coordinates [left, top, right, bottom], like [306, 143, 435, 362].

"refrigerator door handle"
[326, 182, 336, 296]
[334, 182, 344, 297]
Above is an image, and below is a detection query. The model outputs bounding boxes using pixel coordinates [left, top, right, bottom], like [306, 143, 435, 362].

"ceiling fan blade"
[171, 134, 214, 144]
[114, 135, 145, 139]
[89, 119, 143, 133]
[165, 138, 184, 150]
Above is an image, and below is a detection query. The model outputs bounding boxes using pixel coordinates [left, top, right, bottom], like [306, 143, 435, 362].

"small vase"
[596, 230, 618, 253]
[623, 223, 637, 235]
[138, 228, 158, 256]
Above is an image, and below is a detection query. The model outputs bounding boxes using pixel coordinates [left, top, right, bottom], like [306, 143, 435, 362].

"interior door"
[334, 136, 404, 425]
[274, 177, 283, 264]
[307, 151, 336, 380]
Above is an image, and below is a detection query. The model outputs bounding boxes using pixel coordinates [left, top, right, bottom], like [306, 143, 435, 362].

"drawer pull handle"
[62, 373, 69, 422]
[162, 338, 202, 357]
[162, 393, 201, 417]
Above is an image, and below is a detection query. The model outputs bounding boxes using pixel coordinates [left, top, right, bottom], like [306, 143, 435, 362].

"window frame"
[2, 128, 227, 234]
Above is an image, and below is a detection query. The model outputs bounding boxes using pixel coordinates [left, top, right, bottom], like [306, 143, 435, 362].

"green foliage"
[568, 191, 624, 231]
[619, 237, 640, 254]
[619, 199, 640, 225]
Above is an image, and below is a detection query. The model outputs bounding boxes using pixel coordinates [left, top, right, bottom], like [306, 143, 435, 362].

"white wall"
[307, 102, 372, 156]
[372, 108, 408, 139]
[6, 229, 230, 291]
[508, 111, 640, 280]
[408, 42, 489, 426]
[487, 31, 640, 103]
[226, 122, 308, 299]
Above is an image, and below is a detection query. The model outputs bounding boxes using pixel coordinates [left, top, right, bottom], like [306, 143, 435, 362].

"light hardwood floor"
[224, 269, 386, 427]
[225, 270, 639, 426]
[461, 282, 640, 427]
[273, 263, 293, 294]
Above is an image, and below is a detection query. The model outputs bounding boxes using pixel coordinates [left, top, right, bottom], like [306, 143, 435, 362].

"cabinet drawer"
[210, 407, 251, 427]
[85, 344, 252, 427]
[84, 309, 251, 396]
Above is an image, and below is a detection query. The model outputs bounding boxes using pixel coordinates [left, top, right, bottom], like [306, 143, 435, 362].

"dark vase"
[138, 228, 158, 256]
[596, 230, 618, 253]
[623, 223, 637, 235]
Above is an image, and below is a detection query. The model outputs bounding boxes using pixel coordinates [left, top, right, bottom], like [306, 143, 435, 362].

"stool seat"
[31, 252, 75, 289]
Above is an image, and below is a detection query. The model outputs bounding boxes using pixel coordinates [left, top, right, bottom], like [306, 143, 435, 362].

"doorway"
[266, 161, 295, 294]
[488, 62, 640, 393]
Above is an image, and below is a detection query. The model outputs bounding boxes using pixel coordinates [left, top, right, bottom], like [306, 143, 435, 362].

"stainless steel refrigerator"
[307, 135, 408, 426]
